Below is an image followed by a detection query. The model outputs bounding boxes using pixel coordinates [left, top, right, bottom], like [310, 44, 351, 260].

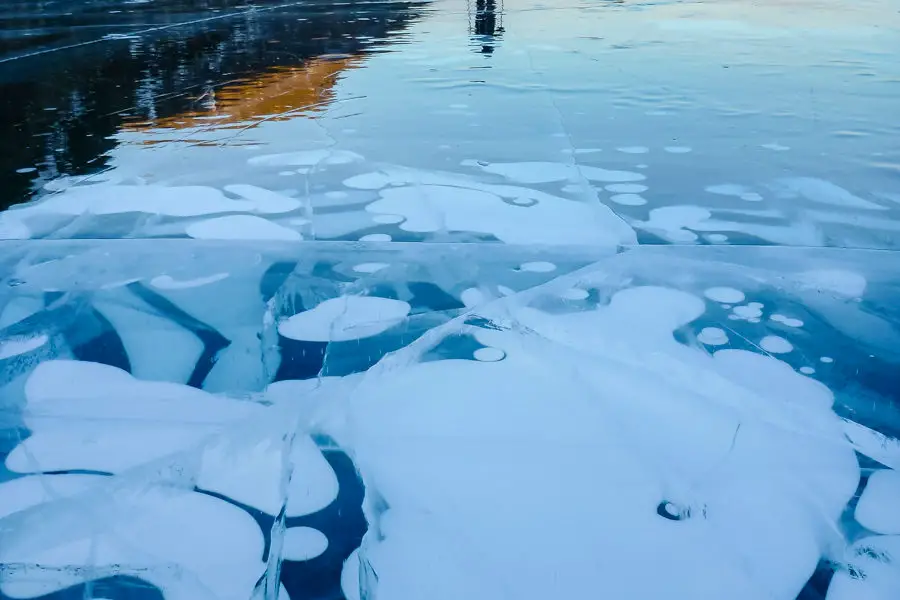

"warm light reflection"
[124, 54, 363, 134]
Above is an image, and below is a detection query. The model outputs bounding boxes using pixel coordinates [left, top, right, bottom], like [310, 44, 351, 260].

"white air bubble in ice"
[282, 527, 329, 561]
[855, 470, 900, 534]
[698, 327, 729, 346]
[278, 296, 410, 342]
[605, 184, 648, 194]
[186, 215, 302, 241]
[341, 549, 361, 600]
[760, 335, 793, 354]
[464, 160, 645, 184]
[733, 302, 764, 320]
[248, 149, 363, 167]
[344, 172, 395, 190]
[224, 185, 303, 214]
[820, 356, 834, 363]
[367, 184, 631, 246]
[774, 178, 884, 210]
[616, 146, 649, 154]
[610, 193, 647, 206]
[799, 367, 815, 375]
[353, 263, 390, 273]
[372, 213, 405, 224]
[150, 273, 229, 290]
[474, 347, 505, 362]
[461, 288, 486, 308]
[664, 146, 692, 153]
[770, 314, 804, 328]
[560, 288, 589, 300]
[518, 261, 556, 273]
[706, 184, 754, 198]
[704, 287, 745, 304]
[359, 233, 392, 242]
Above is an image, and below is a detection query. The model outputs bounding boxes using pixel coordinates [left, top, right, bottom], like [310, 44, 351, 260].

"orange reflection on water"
[124, 54, 363, 135]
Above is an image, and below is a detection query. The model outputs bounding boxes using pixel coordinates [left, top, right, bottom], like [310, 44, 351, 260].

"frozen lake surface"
[1, 1, 899, 600]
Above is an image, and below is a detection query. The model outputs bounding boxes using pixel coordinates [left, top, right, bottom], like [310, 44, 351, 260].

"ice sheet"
[1, 240, 899, 600]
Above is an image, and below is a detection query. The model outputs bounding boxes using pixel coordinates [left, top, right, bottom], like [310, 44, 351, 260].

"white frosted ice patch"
[610, 193, 647, 206]
[704, 287, 745, 304]
[282, 527, 329, 561]
[795, 269, 866, 298]
[473, 347, 505, 362]
[760, 335, 793, 354]
[762, 143, 790, 151]
[0, 334, 48, 360]
[664, 146, 692, 153]
[186, 215, 302, 241]
[770, 314, 804, 328]
[855, 470, 900, 534]
[359, 233, 392, 242]
[518, 261, 556, 273]
[150, 272, 229, 290]
[616, 146, 649, 154]
[740, 192, 763, 201]
[278, 296, 411, 342]
[353, 262, 390, 273]
[223, 184, 303, 214]
[605, 184, 648, 193]
[774, 178, 884, 210]
[367, 184, 633, 246]
[248, 149, 362, 167]
[697, 327, 728, 346]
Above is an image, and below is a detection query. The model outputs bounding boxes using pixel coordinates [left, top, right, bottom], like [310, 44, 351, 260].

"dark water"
[1, 0, 429, 210]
